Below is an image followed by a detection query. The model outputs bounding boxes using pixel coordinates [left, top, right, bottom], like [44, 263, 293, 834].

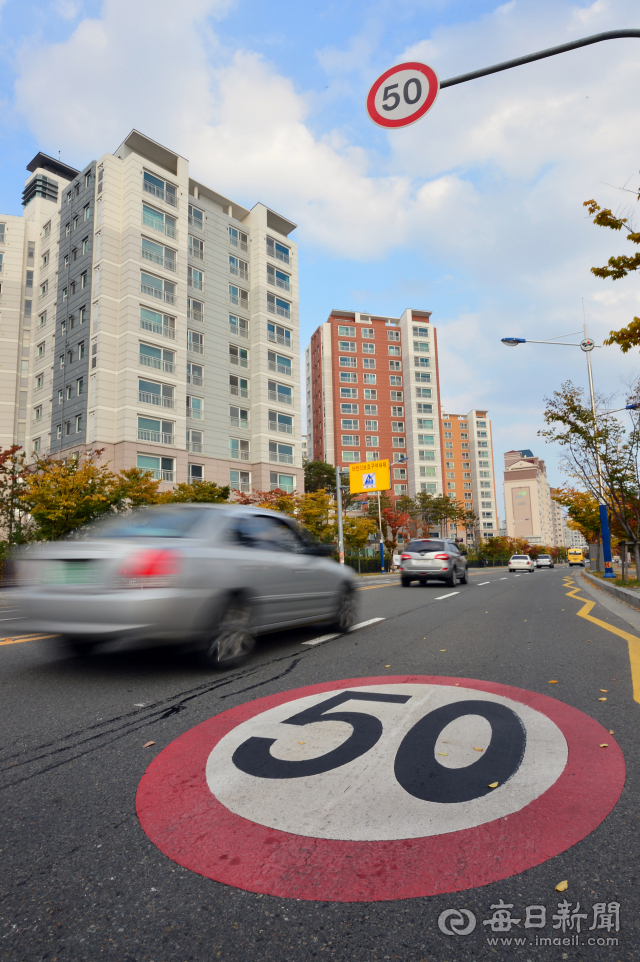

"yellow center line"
[358, 582, 400, 591]
[0, 634, 56, 646]
[565, 583, 640, 704]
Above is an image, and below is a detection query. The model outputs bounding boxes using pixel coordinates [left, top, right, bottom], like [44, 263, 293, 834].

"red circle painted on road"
[366, 62, 439, 128]
[136, 676, 625, 902]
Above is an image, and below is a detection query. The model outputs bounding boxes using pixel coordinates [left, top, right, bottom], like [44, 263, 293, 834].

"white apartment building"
[503, 449, 561, 546]
[0, 132, 302, 493]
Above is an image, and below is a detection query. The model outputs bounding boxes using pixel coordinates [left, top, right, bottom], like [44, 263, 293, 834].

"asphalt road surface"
[1, 566, 638, 961]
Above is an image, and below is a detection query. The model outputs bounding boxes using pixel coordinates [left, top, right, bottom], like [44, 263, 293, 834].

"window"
[186, 362, 203, 385]
[39, 282, 46, 298]
[268, 380, 291, 404]
[416, 388, 432, 399]
[480, 471, 490, 478]
[58, 389, 63, 404]
[361, 328, 374, 338]
[70, 281, 76, 296]
[139, 378, 174, 409]
[415, 372, 431, 383]
[447, 481, 455, 490]
[268, 440, 293, 464]
[189, 205, 204, 230]
[140, 343, 175, 375]
[143, 203, 176, 239]
[363, 373, 376, 384]
[270, 472, 294, 493]
[362, 343, 375, 354]
[477, 421, 487, 428]
[460, 422, 468, 429]
[387, 330, 400, 340]
[365, 436, 379, 446]
[364, 404, 378, 415]
[477, 430, 487, 438]
[79, 342, 85, 358]
[66, 384, 73, 400]
[446, 471, 455, 479]
[339, 356, 357, 367]
[444, 431, 452, 439]
[338, 341, 357, 352]
[413, 341, 429, 353]
[142, 236, 176, 271]
[189, 236, 205, 260]
[480, 481, 492, 488]
[65, 421, 71, 436]
[85, 171, 92, 189]
[482, 511, 493, 519]
[141, 271, 175, 305]
[229, 226, 248, 251]
[366, 451, 379, 460]
[188, 266, 203, 291]
[268, 351, 291, 376]
[446, 461, 455, 469]
[187, 429, 204, 453]
[341, 419, 359, 430]
[140, 307, 176, 339]
[445, 441, 453, 449]
[229, 284, 248, 310]
[230, 406, 249, 429]
[482, 501, 493, 509]
[394, 468, 407, 480]
[229, 344, 248, 367]
[143, 171, 177, 207]
[188, 330, 204, 354]
[364, 419, 378, 430]
[338, 325, 356, 337]
[388, 345, 401, 356]
[390, 391, 403, 402]
[43, 221, 51, 238]
[83, 204, 91, 221]
[41, 251, 49, 269]
[269, 411, 293, 434]
[415, 357, 430, 368]
[418, 434, 434, 445]
[463, 472, 471, 479]
[188, 464, 204, 482]
[391, 406, 404, 417]
[76, 414, 83, 433]
[137, 454, 175, 482]
[65, 222, 70, 236]
[340, 387, 358, 399]
[391, 421, 404, 432]
[77, 378, 84, 395]
[37, 342, 45, 358]
[340, 372, 357, 383]
[464, 492, 472, 500]
[33, 405, 42, 421]
[342, 435, 359, 446]
[56, 424, 62, 439]
[267, 322, 291, 347]
[363, 358, 376, 369]
[33, 438, 40, 454]
[267, 264, 290, 291]
[230, 375, 249, 398]
[364, 389, 377, 400]
[389, 375, 402, 386]
[138, 417, 174, 445]
[266, 236, 290, 264]
[35, 373, 43, 391]
[341, 404, 358, 414]
[267, 292, 290, 319]
[81, 271, 88, 289]
[389, 360, 401, 371]
[394, 484, 408, 495]
[460, 432, 468, 440]
[63, 254, 69, 268]
[341, 451, 360, 462]
[392, 437, 405, 447]
[79, 306, 87, 324]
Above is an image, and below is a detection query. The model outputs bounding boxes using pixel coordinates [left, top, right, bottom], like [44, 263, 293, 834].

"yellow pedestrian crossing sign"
[349, 459, 390, 494]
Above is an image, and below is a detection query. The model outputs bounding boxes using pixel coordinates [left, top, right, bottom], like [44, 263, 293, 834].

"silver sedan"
[7, 505, 358, 668]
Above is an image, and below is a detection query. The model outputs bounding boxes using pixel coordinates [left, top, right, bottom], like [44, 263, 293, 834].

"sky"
[1, 0, 640, 520]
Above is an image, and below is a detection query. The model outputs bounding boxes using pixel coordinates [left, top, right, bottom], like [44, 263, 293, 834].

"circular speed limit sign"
[366, 62, 439, 128]
[137, 676, 624, 902]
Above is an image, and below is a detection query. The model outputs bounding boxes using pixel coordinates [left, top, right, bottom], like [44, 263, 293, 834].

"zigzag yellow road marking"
[564, 579, 640, 705]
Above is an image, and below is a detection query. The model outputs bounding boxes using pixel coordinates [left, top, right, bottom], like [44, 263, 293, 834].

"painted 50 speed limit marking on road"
[137, 676, 624, 902]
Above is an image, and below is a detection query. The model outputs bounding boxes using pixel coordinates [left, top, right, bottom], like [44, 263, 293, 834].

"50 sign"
[367, 62, 439, 128]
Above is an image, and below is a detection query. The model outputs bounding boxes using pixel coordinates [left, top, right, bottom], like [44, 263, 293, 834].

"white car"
[536, 554, 555, 569]
[509, 554, 535, 573]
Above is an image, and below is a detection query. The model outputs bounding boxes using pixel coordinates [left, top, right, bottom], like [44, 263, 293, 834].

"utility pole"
[335, 465, 344, 564]
[582, 318, 614, 577]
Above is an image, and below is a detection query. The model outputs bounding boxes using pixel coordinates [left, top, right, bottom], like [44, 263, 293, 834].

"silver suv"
[400, 538, 469, 587]
[536, 554, 555, 569]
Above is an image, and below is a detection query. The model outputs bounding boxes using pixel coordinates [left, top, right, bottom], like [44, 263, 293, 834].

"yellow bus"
[568, 547, 586, 567]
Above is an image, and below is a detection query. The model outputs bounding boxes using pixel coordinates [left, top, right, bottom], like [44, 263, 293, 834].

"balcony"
[186, 441, 203, 453]
[141, 282, 175, 305]
[230, 417, 249, 429]
[271, 481, 294, 493]
[267, 301, 290, 320]
[230, 384, 248, 399]
[141, 247, 176, 272]
[229, 321, 248, 339]
[268, 274, 290, 292]
[188, 340, 204, 355]
[139, 391, 174, 409]
[234, 481, 251, 493]
[268, 420, 293, 435]
[138, 428, 174, 445]
[188, 214, 203, 230]
[266, 242, 289, 265]
[143, 180, 178, 208]
[186, 405, 203, 419]
[140, 318, 175, 339]
[230, 354, 248, 368]
[230, 235, 248, 253]
[267, 330, 291, 347]
[141, 213, 176, 239]
[229, 264, 248, 281]
[188, 276, 203, 290]
[188, 245, 204, 261]
[268, 360, 291, 377]
[230, 450, 250, 461]
[269, 452, 294, 464]
[187, 307, 203, 323]
[187, 373, 203, 387]
[229, 292, 248, 309]
[139, 354, 174, 374]
[268, 390, 292, 405]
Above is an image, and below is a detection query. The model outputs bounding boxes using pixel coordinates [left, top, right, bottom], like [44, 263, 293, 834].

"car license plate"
[42, 561, 101, 585]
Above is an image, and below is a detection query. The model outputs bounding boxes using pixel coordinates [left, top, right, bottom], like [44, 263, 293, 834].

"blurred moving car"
[8, 505, 357, 668]
[400, 538, 468, 587]
[536, 554, 555, 569]
[508, 554, 535, 573]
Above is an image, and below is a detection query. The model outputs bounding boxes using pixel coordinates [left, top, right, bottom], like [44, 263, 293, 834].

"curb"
[581, 570, 640, 612]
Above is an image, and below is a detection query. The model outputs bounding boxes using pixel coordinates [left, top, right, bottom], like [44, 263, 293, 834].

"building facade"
[440, 409, 497, 542]
[1, 131, 302, 493]
[503, 449, 561, 546]
[306, 309, 444, 497]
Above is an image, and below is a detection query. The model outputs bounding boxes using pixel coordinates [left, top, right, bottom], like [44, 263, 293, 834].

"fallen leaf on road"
[437, 752, 448, 756]
[454, 683, 459, 686]
[598, 697, 607, 701]
[609, 730, 614, 734]
[440, 649, 446, 651]
[549, 680, 558, 684]
[473, 747, 484, 752]
[488, 782, 499, 788]
[556, 881, 568, 893]
[599, 744, 608, 748]
[143, 741, 155, 748]
[385, 665, 391, 668]
[600, 689, 608, 692]
[298, 741, 305, 745]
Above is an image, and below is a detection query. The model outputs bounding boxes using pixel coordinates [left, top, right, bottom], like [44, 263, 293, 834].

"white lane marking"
[514, 574, 521, 577]
[434, 592, 460, 601]
[0, 617, 20, 621]
[500, 577, 508, 580]
[477, 581, 491, 586]
[302, 617, 385, 646]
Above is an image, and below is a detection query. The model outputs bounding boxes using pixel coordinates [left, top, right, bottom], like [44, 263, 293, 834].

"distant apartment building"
[0, 131, 302, 493]
[306, 309, 443, 498]
[503, 449, 562, 546]
[440, 410, 497, 542]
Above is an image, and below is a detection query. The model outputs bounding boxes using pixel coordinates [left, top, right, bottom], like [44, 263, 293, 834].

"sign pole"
[336, 465, 344, 565]
[377, 489, 385, 572]
[583, 321, 614, 579]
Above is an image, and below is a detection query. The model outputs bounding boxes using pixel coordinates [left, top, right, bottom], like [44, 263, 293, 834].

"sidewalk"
[579, 571, 640, 635]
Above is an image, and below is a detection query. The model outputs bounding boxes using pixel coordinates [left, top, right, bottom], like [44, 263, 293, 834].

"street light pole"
[335, 465, 345, 565]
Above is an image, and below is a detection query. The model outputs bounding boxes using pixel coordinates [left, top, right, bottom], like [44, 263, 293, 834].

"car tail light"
[119, 548, 181, 585]
[400, 554, 411, 560]
[434, 553, 450, 560]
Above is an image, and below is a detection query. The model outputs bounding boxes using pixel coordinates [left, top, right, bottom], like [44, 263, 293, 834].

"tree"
[0, 446, 32, 545]
[382, 507, 411, 557]
[296, 489, 334, 542]
[584, 195, 640, 352]
[304, 460, 337, 493]
[114, 467, 161, 507]
[412, 492, 441, 536]
[341, 516, 378, 554]
[551, 486, 601, 543]
[167, 480, 230, 504]
[541, 380, 640, 574]
[21, 449, 120, 540]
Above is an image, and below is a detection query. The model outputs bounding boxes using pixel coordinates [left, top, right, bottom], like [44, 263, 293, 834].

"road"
[1, 566, 639, 961]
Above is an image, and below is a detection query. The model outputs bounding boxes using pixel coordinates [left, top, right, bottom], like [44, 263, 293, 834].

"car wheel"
[202, 594, 255, 669]
[446, 568, 458, 588]
[401, 576, 412, 587]
[460, 567, 469, 584]
[331, 585, 358, 632]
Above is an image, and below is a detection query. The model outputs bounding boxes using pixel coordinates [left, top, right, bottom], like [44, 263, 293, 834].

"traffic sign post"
[137, 676, 625, 902]
[349, 459, 390, 571]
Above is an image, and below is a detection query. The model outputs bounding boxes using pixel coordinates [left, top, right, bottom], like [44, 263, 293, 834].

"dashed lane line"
[301, 617, 385, 647]
[434, 592, 460, 601]
[476, 581, 491, 586]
